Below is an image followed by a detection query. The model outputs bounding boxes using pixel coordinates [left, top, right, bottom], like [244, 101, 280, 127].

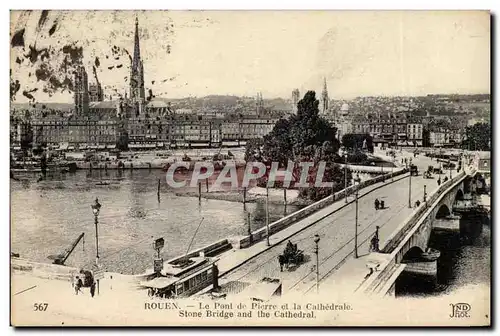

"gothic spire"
[132, 16, 141, 70]
[321, 77, 329, 113]
[130, 14, 145, 103]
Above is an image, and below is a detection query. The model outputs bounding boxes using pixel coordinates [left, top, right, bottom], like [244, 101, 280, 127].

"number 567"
[33, 303, 48, 311]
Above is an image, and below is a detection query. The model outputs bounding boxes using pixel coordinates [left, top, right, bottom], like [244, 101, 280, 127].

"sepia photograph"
[9, 9, 491, 327]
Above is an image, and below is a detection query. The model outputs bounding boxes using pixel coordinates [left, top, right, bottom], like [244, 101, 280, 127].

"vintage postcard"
[10, 10, 491, 327]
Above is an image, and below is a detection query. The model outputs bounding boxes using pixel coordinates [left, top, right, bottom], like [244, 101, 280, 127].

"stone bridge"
[356, 168, 480, 297]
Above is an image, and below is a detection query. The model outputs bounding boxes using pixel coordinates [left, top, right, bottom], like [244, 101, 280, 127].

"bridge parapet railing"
[359, 170, 467, 296]
[380, 170, 466, 254]
[233, 167, 408, 249]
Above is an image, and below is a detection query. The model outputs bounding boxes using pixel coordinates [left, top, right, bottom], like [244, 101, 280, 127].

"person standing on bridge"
[374, 198, 380, 210]
[90, 282, 96, 298]
[278, 255, 285, 272]
[370, 226, 380, 252]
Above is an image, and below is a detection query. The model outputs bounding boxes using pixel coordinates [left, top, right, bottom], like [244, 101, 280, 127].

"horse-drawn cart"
[279, 241, 305, 270]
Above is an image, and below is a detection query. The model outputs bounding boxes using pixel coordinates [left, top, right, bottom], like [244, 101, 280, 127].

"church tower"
[130, 16, 145, 104]
[321, 78, 329, 115]
[74, 66, 89, 116]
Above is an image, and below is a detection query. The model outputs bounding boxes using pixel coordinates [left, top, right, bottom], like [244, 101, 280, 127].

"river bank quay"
[175, 187, 309, 206]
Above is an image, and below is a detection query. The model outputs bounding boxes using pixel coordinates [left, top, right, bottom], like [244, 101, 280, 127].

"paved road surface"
[218, 153, 459, 296]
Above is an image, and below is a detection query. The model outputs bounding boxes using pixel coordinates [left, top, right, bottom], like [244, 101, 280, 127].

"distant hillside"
[10, 102, 74, 111]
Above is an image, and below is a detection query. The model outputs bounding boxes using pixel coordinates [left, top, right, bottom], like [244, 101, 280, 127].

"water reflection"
[396, 215, 491, 297]
[11, 170, 301, 274]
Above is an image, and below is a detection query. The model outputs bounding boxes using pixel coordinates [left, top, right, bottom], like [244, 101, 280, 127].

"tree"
[244, 138, 264, 162]
[342, 133, 373, 153]
[246, 90, 349, 200]
[462, 123, 491, 151]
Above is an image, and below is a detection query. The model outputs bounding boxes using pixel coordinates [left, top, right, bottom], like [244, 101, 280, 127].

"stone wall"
[11, 258, 79, 282]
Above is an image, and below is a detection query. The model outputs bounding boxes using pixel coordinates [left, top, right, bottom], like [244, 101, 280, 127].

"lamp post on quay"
[314, 234, 320, 293]
[408, 158, 413, 208]
[392, 153, 395, 181]
[353, 173, 361, 258]
[91, 198, 102, 266]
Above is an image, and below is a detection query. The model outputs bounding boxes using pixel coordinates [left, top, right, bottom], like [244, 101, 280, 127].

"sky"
[10, 10, 490, 103]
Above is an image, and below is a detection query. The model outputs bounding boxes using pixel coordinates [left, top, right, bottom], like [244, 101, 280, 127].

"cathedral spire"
[133, 16, 141, 69]
[321, 77, 329, 113]
[130, 14, 145, 103]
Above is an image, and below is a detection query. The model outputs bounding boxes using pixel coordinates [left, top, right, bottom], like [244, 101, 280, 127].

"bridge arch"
[455, 188, 464, 201]
[435, 204, 451, 219]
[401, 246, 425, 263]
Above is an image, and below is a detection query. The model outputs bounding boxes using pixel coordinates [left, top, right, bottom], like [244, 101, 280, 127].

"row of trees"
[245, 91, 352, 201]
[462, 122, 491, 151]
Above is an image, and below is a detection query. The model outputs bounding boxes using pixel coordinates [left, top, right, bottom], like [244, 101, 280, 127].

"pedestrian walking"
[74, 276, 83, 295]
[90, 282, 96, 298]
[278, 255, 284, 272]
[437, 178, 441, 186]
[370, 226, 380, 252]
[374, 198, 380, 210]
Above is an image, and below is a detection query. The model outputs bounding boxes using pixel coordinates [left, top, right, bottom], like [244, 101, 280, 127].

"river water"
[10, 170, 301, 274]
[395, 213, 491, 298]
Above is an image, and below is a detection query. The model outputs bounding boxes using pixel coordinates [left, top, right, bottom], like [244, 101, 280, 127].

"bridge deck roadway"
[213, 152, 459, 298]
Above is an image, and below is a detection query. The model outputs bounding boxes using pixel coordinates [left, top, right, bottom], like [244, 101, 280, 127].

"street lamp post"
[344, 154, 348, 203]
[91, 198, 102, 266]
[408, 158, 412, 208]
[392, 153, 395, 181]
[265, 186, 270, 247]
[449, 159, 452, 179]
[354, 173, 361, 258]
[314, 234, 320, 293]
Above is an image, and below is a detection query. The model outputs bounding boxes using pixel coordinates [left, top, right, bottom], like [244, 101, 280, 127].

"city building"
[429, 129, 449, 147]
[89, 83, 103, 103]
[351, 112, 407, 145]
[16, 17, 282, 151]
[74, 66, 89, 116]
[336, 103, 353, 140]
[406, 123, 423, 146]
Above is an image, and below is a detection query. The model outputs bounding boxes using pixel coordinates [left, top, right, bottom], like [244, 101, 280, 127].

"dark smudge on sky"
[11, 29, 25, 47]
[48, 22, 58, 36]
[37, 10, 50, 32]
[22, 88, 38, 101]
